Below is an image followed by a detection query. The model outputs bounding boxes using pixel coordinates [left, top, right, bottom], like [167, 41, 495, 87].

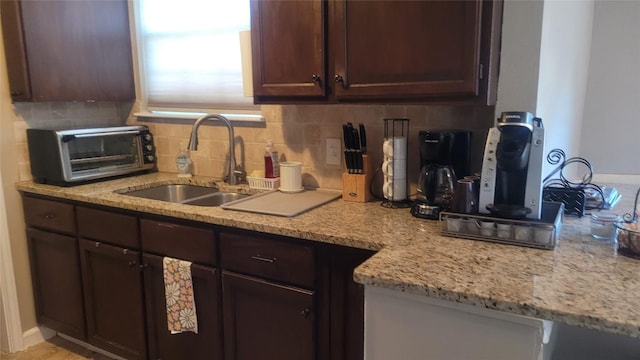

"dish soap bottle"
[264, 139, 279, 178]
[176, 148, 192, 178]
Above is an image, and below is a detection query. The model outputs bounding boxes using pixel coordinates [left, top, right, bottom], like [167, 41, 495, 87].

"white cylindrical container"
[279, 162, 303, 193]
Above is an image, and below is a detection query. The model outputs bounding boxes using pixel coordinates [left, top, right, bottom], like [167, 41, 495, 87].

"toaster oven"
[27, 125, 156, 186]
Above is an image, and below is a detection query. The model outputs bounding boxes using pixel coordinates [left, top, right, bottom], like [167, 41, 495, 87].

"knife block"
[342, 154, 373, 202]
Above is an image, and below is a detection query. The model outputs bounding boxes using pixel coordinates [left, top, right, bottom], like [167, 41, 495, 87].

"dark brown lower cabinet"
[222, 271, 315, 360]
[326, 247, 374, 360]
[26, 228, 86, 340]
[79, 239, 147, 360]
[21, 194, 376, 360]
[143, 253, 223, 360]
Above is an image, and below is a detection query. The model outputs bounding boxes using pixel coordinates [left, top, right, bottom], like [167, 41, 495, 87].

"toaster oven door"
[62, 131, 144, 181]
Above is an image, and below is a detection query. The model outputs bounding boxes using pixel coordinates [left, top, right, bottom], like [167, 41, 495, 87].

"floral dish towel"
[163, 257, 198, 334]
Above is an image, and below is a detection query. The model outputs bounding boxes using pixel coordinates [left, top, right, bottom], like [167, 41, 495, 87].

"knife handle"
[359, 123, 367, 153]
[355, 150, 363, 174]
[344, 149, 352, 174]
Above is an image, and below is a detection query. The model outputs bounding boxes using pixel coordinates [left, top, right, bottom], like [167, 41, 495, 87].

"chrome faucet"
[187, 114, 245, 185]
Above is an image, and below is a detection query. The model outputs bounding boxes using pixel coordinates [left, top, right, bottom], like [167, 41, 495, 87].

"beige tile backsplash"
[12, 101, 495, 193]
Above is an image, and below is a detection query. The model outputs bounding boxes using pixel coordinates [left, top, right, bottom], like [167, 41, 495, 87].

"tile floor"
[0, 336, 113, 360]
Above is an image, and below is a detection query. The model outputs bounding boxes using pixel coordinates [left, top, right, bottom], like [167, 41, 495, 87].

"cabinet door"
[332, 0, 482, 100]
[143, 253, 223, 360]
[251, 0, 326, 98]
[9, 0, 134, 101]
[0, 0, 31, 100]
[222, 271, 315, 360]
[26, 228, 86, 340]
[79, 239, 147, 360]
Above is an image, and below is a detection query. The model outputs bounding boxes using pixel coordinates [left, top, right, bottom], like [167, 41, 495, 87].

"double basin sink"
[122, 184, 249, 207]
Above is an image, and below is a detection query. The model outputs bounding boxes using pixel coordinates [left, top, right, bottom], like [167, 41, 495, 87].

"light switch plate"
[326, 138, 341, 166]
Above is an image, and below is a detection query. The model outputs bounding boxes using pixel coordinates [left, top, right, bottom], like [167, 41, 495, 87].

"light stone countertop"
[15, 172, 640, 339]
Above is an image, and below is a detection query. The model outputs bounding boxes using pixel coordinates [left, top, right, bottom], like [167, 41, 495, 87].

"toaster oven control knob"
[145, 145, 153, 151]
[144, 134, 152, 141]
[146, 155, 155, 162]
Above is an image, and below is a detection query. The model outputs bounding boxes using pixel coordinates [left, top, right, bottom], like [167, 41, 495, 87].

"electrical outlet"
[325, 138, 341, 166]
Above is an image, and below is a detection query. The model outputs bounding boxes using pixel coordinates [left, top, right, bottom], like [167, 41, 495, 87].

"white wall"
[497, 0, 596, 180]
[536, 0, 594, 178]
[580, 0, 640, 176]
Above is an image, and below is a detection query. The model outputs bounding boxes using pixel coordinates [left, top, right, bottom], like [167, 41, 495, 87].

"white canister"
[279, 161, 303, 193]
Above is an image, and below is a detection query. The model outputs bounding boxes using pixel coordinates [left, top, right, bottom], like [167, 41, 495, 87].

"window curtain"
[137, 0, 256, 111]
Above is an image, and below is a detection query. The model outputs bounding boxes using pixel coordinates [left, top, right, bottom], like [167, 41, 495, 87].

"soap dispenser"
[176, 147, 193, 178]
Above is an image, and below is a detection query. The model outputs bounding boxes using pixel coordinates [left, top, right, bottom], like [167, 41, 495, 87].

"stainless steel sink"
[122, 184, 248, 206]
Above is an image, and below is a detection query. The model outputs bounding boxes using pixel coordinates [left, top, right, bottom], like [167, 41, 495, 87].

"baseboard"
[21, 327, 125, 360]
[22, 326, 55, 349]
[57, 333, 127, 360]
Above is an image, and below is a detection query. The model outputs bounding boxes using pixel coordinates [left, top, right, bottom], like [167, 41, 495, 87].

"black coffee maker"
[411, 130, 471, 219]
[478, 112, 545, 219]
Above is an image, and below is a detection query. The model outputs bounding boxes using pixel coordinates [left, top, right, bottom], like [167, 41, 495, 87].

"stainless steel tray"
[440, 202, 564, 250]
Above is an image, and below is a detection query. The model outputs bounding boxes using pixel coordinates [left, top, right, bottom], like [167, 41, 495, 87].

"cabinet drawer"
[77, 206, 138, 248]
[220, 232, 315, 288]
[23, 195, 75, 234]
[140, 219, 216, 266]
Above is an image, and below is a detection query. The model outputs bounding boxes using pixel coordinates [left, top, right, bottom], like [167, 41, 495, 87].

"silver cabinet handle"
[251, 255, 276, 263]
[300, 308, 310, 318]
[334, 74, 348, 89]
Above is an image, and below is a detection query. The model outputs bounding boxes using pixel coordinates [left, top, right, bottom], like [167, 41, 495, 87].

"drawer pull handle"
[95, 242, 101, 247]
[128, 261, 137, 268]
[157, 223, 178, 229]
[43, 213, 55, 219]
[251, 255, 276, 263]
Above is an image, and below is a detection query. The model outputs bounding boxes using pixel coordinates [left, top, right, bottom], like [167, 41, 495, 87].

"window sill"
[134, 111, 264, 123]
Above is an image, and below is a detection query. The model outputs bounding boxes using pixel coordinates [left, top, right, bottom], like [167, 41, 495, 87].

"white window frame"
[129, 0, 263, 122]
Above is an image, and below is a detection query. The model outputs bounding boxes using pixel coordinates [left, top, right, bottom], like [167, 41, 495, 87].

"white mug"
[279, 161, 302, 192]
[382, 179, 407, 201]
[382, 159, 407, 179]
[383, 137, 407, 160]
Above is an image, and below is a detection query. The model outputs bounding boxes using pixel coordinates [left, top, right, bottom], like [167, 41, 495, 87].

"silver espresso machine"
[478, 111, 545, 220]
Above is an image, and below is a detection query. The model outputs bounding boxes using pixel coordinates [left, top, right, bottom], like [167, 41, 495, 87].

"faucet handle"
[233, 167, 247, 184]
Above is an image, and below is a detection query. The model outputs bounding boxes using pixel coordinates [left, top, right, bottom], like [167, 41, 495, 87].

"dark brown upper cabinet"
[0, 0, 135, 102]
[250, 0, 502, 105]
[251, 0, 326, 98]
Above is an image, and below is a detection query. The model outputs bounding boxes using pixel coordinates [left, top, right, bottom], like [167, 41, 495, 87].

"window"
[134, 0, 258, 116]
